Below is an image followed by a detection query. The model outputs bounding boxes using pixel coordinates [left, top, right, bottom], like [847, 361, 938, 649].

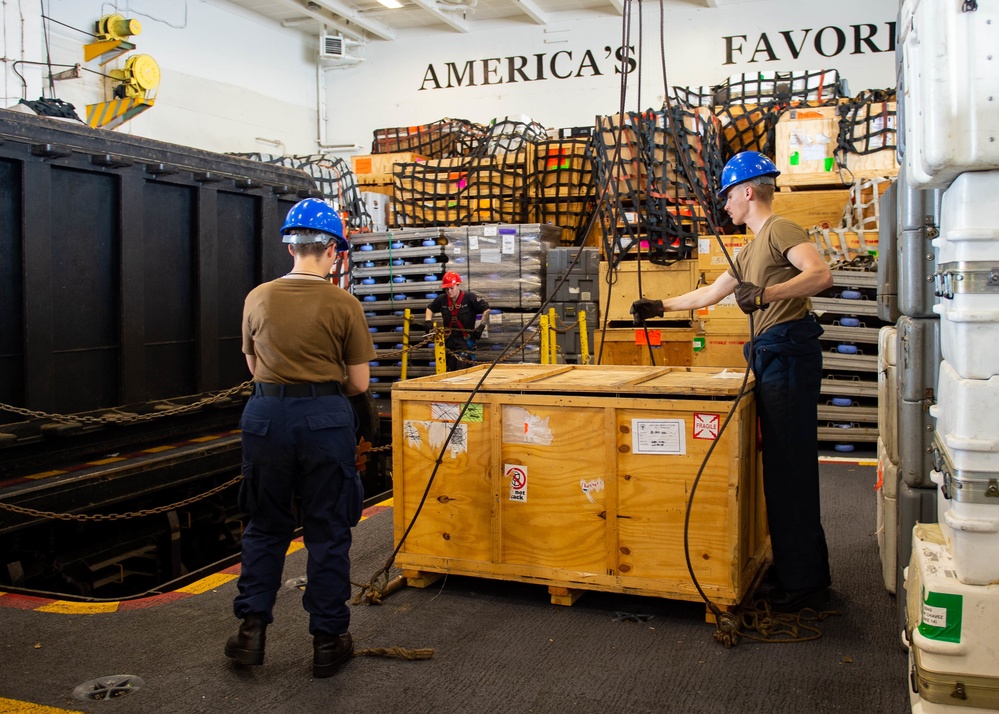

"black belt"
[253, 382, 342, 398]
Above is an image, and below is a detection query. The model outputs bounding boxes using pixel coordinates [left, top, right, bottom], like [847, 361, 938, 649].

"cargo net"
[472, 116, 548, 156]
[231, 153, 372, 231]
[675, 70, 844, 162]
[371, 118, 487, 159]
[392, 155, 529, 227]
[843, 176, 892, 233]
[593, 105, 726, 266]
[836, 92, 898, 158]
[528, 137, 598, 246]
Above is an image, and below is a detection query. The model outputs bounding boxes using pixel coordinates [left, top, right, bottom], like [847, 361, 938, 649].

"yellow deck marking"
[189, 435, 221, 443]
[142, 445, 176, 453]
[87, 457, 127, 466]
[819, 457, 878, 466]
[0, 697, 84, 713]
[24, 470, 67, 480]
[177, 572, 238, 595]
[287, 541, 306, 554]
[34, 601, 119, 615]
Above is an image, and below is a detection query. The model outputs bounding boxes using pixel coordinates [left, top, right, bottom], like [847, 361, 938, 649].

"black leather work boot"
[224, 613, 268, 665]
[312, 632, 353, 678]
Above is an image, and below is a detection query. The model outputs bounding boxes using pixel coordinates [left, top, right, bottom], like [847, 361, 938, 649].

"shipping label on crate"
[430, 402, 483, 423]
[632, 419, 686, 455]
[403, 420, 468, 457]
[506, 464, 528, 502]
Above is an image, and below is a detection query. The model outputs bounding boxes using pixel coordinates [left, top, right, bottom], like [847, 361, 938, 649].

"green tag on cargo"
[918, 589, 963, 644]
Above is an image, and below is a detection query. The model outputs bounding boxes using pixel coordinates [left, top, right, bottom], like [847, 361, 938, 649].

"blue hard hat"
[718, 151, 781, 199]
[281, 198, 347, 250]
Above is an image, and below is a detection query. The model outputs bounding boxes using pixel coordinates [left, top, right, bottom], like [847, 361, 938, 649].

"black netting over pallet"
[371, 118, 486, 158]
[528, 136, 598, 246]
[471, 117, 548, 156]
[708, 70, 844, 105]
[594, 106, 726, 267]
[711, 102, 787, 161]
[392, 156, 529, 227]
[836, 94, 898, 157]
[231, 153, 372, 231]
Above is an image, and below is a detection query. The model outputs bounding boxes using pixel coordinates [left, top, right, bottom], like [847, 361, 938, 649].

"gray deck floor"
[0, 460, 909, 714]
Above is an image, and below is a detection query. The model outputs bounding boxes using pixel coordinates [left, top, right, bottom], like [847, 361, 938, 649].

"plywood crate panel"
[772, 189, 849, 230]
[693, 331, 749, 368]
[593, 326, 695, 367]
[598, 259, 698, 322]
[392, 364, 766, 606]
[697, 234, 748, 272]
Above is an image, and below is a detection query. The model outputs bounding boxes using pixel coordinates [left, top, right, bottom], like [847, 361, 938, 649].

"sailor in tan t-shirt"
[225, 198, 375, 679]
[631, 151, 834, 614]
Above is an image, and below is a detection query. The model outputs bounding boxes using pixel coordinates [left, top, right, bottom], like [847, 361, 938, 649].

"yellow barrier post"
[401, 309, 411, 380]
[539, 314, 550, 364]
[434, 323, 446, 374]
[579, 309, 590, 365]
[548, 307, 558, 364]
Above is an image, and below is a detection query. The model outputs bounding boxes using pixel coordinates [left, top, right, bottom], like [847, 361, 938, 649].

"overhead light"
[376, 0, 404, 8]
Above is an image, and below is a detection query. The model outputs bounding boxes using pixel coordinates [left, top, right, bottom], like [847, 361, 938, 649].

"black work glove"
[471, 325, 484, 340]
[630, 298, 664, 325]
[422, 321, 434, 332]
[734, 282, 769, 314]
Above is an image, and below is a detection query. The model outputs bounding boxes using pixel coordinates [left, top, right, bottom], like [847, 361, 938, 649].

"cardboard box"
[351, 152, 426, 185]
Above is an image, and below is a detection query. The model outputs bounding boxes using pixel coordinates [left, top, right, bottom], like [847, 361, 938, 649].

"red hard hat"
[441, 271, 462, 288]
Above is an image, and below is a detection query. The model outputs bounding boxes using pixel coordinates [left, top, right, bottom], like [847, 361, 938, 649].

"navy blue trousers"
[747, 317, 832, 591]
[233, 391, 363, 637]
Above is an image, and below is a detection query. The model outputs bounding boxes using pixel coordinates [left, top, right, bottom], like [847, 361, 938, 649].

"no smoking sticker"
[693, 413, 720, 440]
[506, 464, 527, 502]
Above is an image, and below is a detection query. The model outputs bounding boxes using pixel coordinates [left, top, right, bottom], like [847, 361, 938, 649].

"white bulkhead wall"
[328, 0, 898, 151]
[1, 0, 896, 156]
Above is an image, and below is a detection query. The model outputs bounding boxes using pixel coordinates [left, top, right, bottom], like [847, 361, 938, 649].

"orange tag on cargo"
[355, 158, 373, 173]
[635, 329, 661, 346]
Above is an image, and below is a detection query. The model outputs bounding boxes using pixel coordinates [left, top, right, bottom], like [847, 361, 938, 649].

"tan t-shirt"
[727, 215, 811, 336]
[242, 279, 377, 384]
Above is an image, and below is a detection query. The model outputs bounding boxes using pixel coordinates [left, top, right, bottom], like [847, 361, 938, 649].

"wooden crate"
[391, 364, 766, 609]
[593, 326, 695, 366]
[774, 105, 898, 188]
[598, 259, 698, 322]
[772, 189, 849, 230]
[351, 152, 426, 185]
[809, 228, 880, 261]
[693, 331, 749, 369]
[697, 234, 748, 272]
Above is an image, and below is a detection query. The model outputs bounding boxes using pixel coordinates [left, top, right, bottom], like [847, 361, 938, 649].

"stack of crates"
[529, 133, 597, 247]
[897, 2, 999, 710]
[545, 246, 600, 364]
[393, 154, 529, 227]
[442, 224, 560, 363]
[351, 228, 448, 399]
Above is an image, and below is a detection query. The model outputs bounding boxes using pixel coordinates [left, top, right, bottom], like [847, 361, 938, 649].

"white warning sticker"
[922, 603, 948, 629]
[693, 413, 720, 440]
[506, 464, 528, 502]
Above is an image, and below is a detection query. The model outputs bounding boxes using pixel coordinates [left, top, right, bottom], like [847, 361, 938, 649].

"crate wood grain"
[391, 364, 767, 610]
[598, 259, 697, 322]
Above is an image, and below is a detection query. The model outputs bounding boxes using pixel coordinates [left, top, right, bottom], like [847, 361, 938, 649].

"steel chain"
[0, 382, 253, 426]
[0, 473, 244, 522]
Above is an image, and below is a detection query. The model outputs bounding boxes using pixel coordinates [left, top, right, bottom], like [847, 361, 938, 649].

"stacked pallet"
[352, 228, 449, 397]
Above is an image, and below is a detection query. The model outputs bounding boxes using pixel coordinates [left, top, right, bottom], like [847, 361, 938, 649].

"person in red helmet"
[632, 151, 834, 614]
[424, 271, 489, 372]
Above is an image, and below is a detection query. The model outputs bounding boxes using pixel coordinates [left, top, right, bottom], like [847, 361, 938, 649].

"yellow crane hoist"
[83, 14, 142, 65]
[86, 54, 160, 130]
